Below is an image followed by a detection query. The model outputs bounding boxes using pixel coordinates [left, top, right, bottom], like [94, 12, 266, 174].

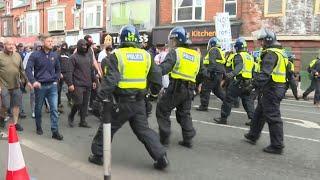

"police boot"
[160, 137, 170, 147]
[88, 154, 103, 166]
[245, 120, 252, 126]
[214, 117, 227, 124]
[244, 133, 257, 145]
[79, 120, 91, 128]
[153, 153, 169, 170]
[178, 140, 193, 148]
[263, 145, 283, 155]
[196, 105, 208, 111]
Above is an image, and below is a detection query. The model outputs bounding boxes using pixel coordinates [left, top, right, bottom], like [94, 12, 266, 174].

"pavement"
[0, 94, 320, 180]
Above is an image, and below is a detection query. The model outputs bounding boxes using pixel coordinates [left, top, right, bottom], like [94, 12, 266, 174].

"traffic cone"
[6, 124, 30, 180]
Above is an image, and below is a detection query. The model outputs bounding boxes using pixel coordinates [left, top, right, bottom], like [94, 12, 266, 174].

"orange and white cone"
[6, 124, 30, 180]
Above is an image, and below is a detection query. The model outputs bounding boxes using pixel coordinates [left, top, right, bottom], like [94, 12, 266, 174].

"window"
[315, 0, 320, 14]
[19, 16, 26, 36]
[74, 10, 80, 30]
[173, 0, 205, 22]
[84, 1, 103, 28]
[12, 0, 28, 8]
[224, 0, 237, 17]
[5, 0, 10, 15]
[26, 11, 39, 35]
[47, 9, 65, 31]
[30, 0, 37, 10]
[110, 0, 151, 30]
[51, 0, 58, 5]
[2, 18, 13, 36]
[264, 0, 286, 17]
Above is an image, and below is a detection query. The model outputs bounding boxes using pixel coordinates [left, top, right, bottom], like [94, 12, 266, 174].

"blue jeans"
[34, 83, 59, 133]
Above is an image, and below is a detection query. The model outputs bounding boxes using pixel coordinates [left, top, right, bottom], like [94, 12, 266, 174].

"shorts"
[1, 87, 22, 109]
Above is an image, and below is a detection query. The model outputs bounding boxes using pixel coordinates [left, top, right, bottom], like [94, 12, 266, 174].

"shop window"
[315, 0, 320, 14]
[224, 0, 237, 18]
[84, 1, 103, 28]
[264, 0, 286, 17]
[48, 9, 65, 31]
[26, 11, 39, 36]
[173, 0, 205, 22]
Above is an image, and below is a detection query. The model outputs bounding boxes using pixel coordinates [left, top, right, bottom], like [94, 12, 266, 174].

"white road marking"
[169, 116, 320, 143]
[282, 98, 314, 104]
[192, 119, 320, 143]
[281, 102, 316, 108]
[20, 139, 99, 179]
[192, 105, 320, 129]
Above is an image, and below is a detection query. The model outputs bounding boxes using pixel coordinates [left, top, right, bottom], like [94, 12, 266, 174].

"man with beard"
[65, 39, 97, 128]
[26, 34, 63, 140]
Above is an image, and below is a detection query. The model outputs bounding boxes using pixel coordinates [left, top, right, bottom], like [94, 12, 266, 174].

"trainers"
[88, 155, 103, 166]
[15, 123, 24, 131]
[19, 112, 27, 119]
[213, 117, 227, 124]
[79, 121, 91, 128]
[52, 132, 63, 141]
[36, 127, 43, 135]
[154, 154, 169, 170]
[263, 145, 283, 155]
[32, 112, 35, 118]
[178, 140, 192, 148]
[0, 131, 8, 140]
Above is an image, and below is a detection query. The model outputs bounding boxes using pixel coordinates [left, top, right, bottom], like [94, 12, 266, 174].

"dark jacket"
[65, 52, 96, 88]
[206, 48, 225, 74]
[26, 49, 61, 84]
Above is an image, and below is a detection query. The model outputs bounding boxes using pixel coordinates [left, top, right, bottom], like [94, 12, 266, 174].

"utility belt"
[170, 79, 196, 89]
[115, 93, 145, 103]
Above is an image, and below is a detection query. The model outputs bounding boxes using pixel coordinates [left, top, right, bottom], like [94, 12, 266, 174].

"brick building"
[153, 0, 242, 54]
[0, 0, 107, 46]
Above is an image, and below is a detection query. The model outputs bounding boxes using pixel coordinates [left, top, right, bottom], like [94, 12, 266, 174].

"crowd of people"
[0, 24, 320, 171]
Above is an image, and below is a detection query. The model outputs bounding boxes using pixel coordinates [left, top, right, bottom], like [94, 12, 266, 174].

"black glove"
[225, 72, 234, 80]
[91, 100, 103, 118]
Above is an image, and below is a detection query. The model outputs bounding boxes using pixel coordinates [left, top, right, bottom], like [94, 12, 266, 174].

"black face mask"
[77, 40, 88, 54]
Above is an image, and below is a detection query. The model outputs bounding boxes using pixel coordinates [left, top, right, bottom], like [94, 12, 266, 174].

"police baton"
[102, 98, 113, 180]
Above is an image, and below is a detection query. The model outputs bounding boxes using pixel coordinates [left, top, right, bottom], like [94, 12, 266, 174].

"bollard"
[103, 123, 111, 180]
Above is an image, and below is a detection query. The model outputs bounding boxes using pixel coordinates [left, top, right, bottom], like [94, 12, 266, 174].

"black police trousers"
[303, 78, 316, 98]
[221, 80, 254, 120]
[91, 99, 166, 161]
[156, 81, 196, 143]
[248, 83, 287, 149]
[199, 73, 225, 108]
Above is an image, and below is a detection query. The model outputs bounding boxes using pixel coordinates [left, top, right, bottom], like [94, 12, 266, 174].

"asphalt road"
[1, 95, 319, 180]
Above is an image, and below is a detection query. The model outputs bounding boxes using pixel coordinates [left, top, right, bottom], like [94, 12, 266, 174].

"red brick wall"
[159, 0, 172, 25]
[205, 0, 223, 21]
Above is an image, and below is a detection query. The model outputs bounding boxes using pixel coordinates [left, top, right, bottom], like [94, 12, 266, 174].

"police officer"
[214, 38, 254, 126]
[309, 56, 320, 106]
[244, 29, 288, 154]
[302, 56, 320, 101]
[156, 27, 201, 148]
[225, 50, 240, 108]
[196, 37, 225, 111]
[286, 53, 299, 100]
[88, 25, 168, 170]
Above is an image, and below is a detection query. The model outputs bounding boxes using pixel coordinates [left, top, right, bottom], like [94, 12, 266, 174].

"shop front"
[101, 31, 152, 47]
[152, 22, 242, 54]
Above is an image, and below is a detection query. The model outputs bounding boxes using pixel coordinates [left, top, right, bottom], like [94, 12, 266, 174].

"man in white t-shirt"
[154, 45, 169, 88]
